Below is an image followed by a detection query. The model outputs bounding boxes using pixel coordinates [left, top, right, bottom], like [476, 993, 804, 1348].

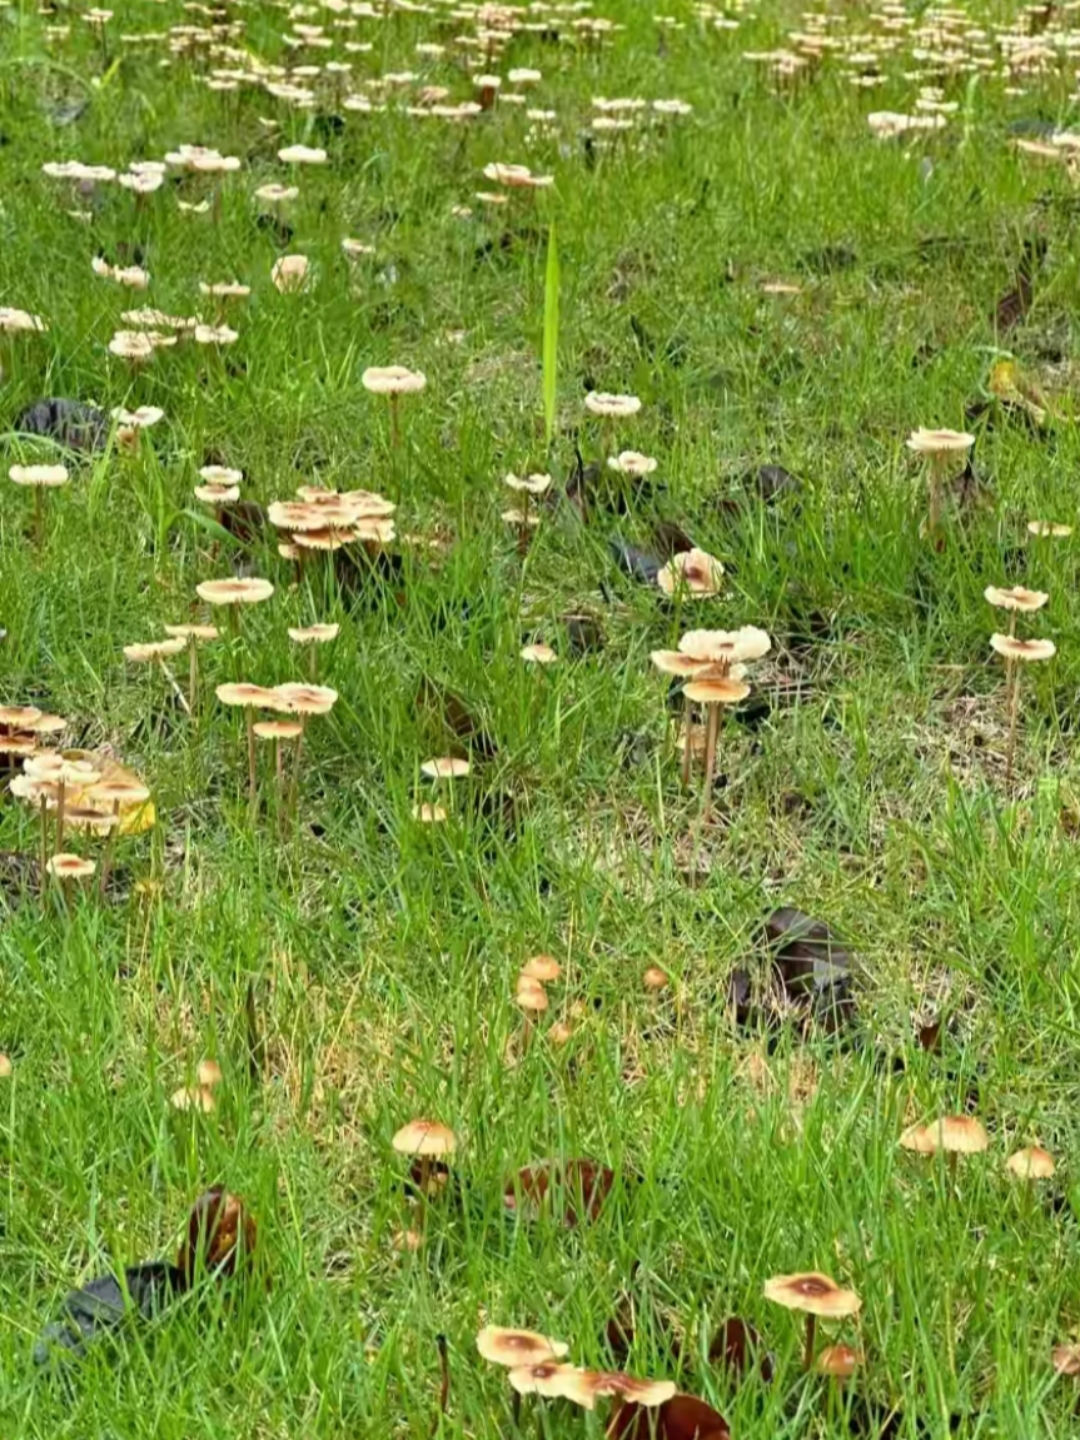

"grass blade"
[543, 222, 559, 448]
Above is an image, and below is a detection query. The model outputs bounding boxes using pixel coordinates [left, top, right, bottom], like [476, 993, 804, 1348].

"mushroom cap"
[64, 805, 119, 834]
[816, 1345, 862, 1379]
[197, 1058, 223, 1087]
[216, 683, 279, 709]
[412, 802, 448, 823]
[521, 954, 561, 982]
[199, 465, 243, 486]
[984, 585, 1048, 612]
[9, 463, 70, 488]
[643, 966, 668, 991]
[476, 1327, 569, 1367]
[584, 392, 641, 418]
[1053, 1344, 1080, 1376]
[271, 683, 338, 716]
[650, 650, 711, 677]
[1028, 520, 1073, 538]
[362, 365, 427, 396]
[520, 643, 557, 665]
[657, 549, 725, 598]
[170, 1085, 216, 1112]
[277, 144, 327, 163]
[89, 778, 150, 805]
[45, 852, 96, 879]
[507, 1363, 584, 1399]
[271, 254, 311, 292]
[608, 450, 657, 476]
[292, 528, 358, 551]
[196, 577, 274, 606]
[515, 979, 550, 1013]
[164, 624, 219, 642]
[683, 677, 751, 705]
[198, 281, 251, 298]
[421, 757, 471, 779]
[990, 634, 1056, 663]
[255, 183, 299, 203]
[341, 238, 376, 256]
[762, 1272, 862, 1318]
[0, 1054, 11, 1077]
[113, 405, 165, 427]
[906, 427, 975, 456]
[503, 471, 553, 495]
[194, 324, 239, 346]
[679, 626, 771, 665]
[288, 623, 340, 644]
[391, 1119, 456, 1157]
[556, 1371, 677, 1411]
[0, 705, 43, 728]
[253, 720, 304, 740]
[124, 638, 188, 662]
[900, 1115, 989, 1155]
[1006, 1145, 1055, 1179]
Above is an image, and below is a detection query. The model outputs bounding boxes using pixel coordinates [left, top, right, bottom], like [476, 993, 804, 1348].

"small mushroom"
[216, 683, 279, 814]
[900, 1114, 989, 1183]
[476, 1327, 569, 1367]
[9, 463, 70, 545]
[905, 427, 975, 540]
[1006, 1145, 1055, 1180]
[362, 365, 426, 450]
[989, 633, 1056, 785]
[762, 1272, 862, 1371]
[392, 1119, 456, 1201]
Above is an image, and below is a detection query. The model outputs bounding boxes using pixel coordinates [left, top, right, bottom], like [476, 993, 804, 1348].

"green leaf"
[543, 222, 560, 448]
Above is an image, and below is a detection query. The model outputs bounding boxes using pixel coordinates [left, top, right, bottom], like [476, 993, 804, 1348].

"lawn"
[3, 0, 1080, 1436]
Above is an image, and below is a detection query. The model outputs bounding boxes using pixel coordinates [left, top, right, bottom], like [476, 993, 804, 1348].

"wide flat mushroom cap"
[164, 624, 219, 641]
[124, 638, 188, 662]
[9, 464, 70, 487]
[650, 650, 708, 676]
[421, 757, 471, 779]
[657, 549, 725, 597]
[521, 954, 561, 982]
[763, 1272, 862, 1317]
[1006, 1145, 1055, 1178]
[990, 634, 1056, 662]
[903, 1115, 989, 1155]
[392, 1119, 456, 1157]
[253, 720, 304, 740]
[46, 852, 96, 879]
[216, 683, 279, 708]
[288, 624, 340, 643]
[475, 1326, 570, 1367]
[608, 450, 657, 476]
[197, 578, 274, 605]
[362, 365, 427, 395]
[679, 626, 771, 664]
[984, 585, 1048, 612]
[0, 706, 43, 728]
[271, 683, 338, 715]
[683, 677, 751, 705]
[559, 1371, 678, 1409]
[906, 427, 975, 455]
[584, 392, 641, 417]
[508, 1363, 583, 1398]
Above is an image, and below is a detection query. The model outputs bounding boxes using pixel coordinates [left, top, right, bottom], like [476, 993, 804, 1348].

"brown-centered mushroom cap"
[1006, 1145, 1055, 1179]
[475, 1326, 570, 1367]
[556, 1371, 677, 1410]
[515, 979, 550, 1013]
[990, 634, 1056, 663]
[164, 624, 219, 642]
[816, 1345, 862, 1379]
[216, 683, 280, 709]
[507, 1363, 584, 1398]
[906, 427, 975, 456]
[196, 577, 274, 605]
[683, 677, 751, 705]
[984, 585, 1049, 612]
[45, 852, 96, 879]
[124, 638, 188, 662]
[391, 1119, 456, 1157]
[421, 757, 471, 779]
[271, 683, 338, 715]
[900, 1115, 989, 1155]
[762, 1273, 862, 1318]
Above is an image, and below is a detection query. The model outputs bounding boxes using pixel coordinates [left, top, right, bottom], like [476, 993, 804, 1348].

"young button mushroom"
[989, 633, 1056, 785]
[392, 1119, 456, 1204]
[762, 1272, 862, 1371]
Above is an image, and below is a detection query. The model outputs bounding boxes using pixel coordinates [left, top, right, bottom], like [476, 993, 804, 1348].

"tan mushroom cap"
[608, 450, 657, 476]
[503, 472, 553, 494]
[271, 254, 311, 292]
[271, 683, 337, 716]
[293, 528, 358, 551]
[679, 626, 772, 665]
[556, 1371, 677, 1411]
[253, 720, 304, 740]
[90, 778, 150, 805]
[657, 549, 724, 598]
[1053, 1344, 1080, 1376]
[515, 980, 550, 1014]
[412, 802, 448, 823]
[421, 757, 471, 779]
[64, 806, 119, 834]
[288, 623, 340, 644]
[984, 585, 1048, 612]
[0, 705, 43, 728]
[900, 1115, 989, 1155]
[816, 1345, 862, 1379]
[0, 1054, 11, 1077]
[197, 577, 274, 605]
[164, 624, 219, 641]
[763, 1273, 862, 1318]
[476, 1327, 569, 1367]
[362, 365, 427, 396]
[507, 1363, 584, 1399]
[643, 965, 669, 991]
[584, 392, 641, 418]
[199, 465, 243, 486]
[9, 464, 70, 487]
[391, 1119, 456, 1157]
[520, 643, 558, 665]
[197, 1058, 223, 1087]
[683, 677, 751, 705]
[1028, 520, 1073, 538]
[1006, 1145, 1055, 1179]
[278, 144, 327, 164]
[124, 638, 187, 663]
[170, 1084, 216, 1113]
[521, 954, 561, 982]
[990, 634, 1056, 662]
[46, 853, 96, 880]
[906, 427, 975, 456]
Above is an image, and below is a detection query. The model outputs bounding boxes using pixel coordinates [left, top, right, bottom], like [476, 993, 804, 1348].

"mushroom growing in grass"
[905, 427, 975, 540]
[657, 548, 724, 601]
[900, 1114, 989, 1184]
[254, 719, 304, 813]
[1006, 1146, 1055, 1180]
[162, 624, 218, 711]
[989, 633, 1056, 785]
[682, 675, 750, 818]
[419, 755, 470, 815]
[216, 684, 278, 813]
[270, 682, 338, 814]
[477, 1327, 570, 1368]
[9, 463, 69, 545]
[46, 851, 96, 906]
[362, 365, 427, 451]
[984, 585, 1048, 637]
[392, 1119, 456, 1205]
[763, 1272, 862, 1371]
[585, 391, 641, 456]
[288, 623, 339, 680]
[196, 577, 274, 641]
[515, 976, 549, 1052]
[124, 637, 190, 719]
[502, 472, 552, 553]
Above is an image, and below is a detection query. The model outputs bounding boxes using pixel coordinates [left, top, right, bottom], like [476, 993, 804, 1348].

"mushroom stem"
[189, 638, 200, 714]
[389, 393, 401, 451]
[702, 703, 721, 819]
[518, 493, 530, 557]
[511, 1391, 522, 1430]
[33, 486, 44, 547]
[245, 709, 257, 815]
[803, 1313, 817, 1372]
[309, 645, 317, 682]
[290, 715, 307, 818]
[55, 777, 67, 853]
[39, 795, 48, 898]
[680, 692, 693, 788]
[1005, 660, 1021, 787]
[433, 1333, 450, 1436]
[160, 660, 191, 716]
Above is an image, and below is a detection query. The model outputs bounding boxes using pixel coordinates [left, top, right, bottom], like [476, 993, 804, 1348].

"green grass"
[4, 0, 1080, 1436]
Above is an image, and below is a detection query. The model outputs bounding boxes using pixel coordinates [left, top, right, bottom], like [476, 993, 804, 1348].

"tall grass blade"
[543, 222, 559, 448]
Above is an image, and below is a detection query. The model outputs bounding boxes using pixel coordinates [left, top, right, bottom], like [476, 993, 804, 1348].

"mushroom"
[989, 633, 1056, 784]
[196, 577, 274, 641]
[762, 1272, 862, 1370]
[682, 675, 750, 818]
[657, 548, 724, 600]
[287, 622, 339, 679]
[899, 1114, 989, 1183]
[271, 254, 310, 294]
[9, 463, 70, 545]
[87, 777, 149, 895]
[816, 1344, 862, 1381]
[1006, 1145, 1055, 1180]
[520, 642, 557, 665]
[502, 472, 552, 552]
[476, 1327, 569, 1367]
[984, 584, 1048, 637]
[556, 1371, 677, 1411]
[253, 719, 304, 814]
[905, 427, 975, 540]
[412, 802, 448, 824]
[162, 623, 219, 711]
[362, 365, 427, 451]
[392, 1119, 457, 1202]
[216, 683, 279, 813]
[123, 637, 190, 720]
[521, 954, 561, 982]
[269, 682, 337, 814]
